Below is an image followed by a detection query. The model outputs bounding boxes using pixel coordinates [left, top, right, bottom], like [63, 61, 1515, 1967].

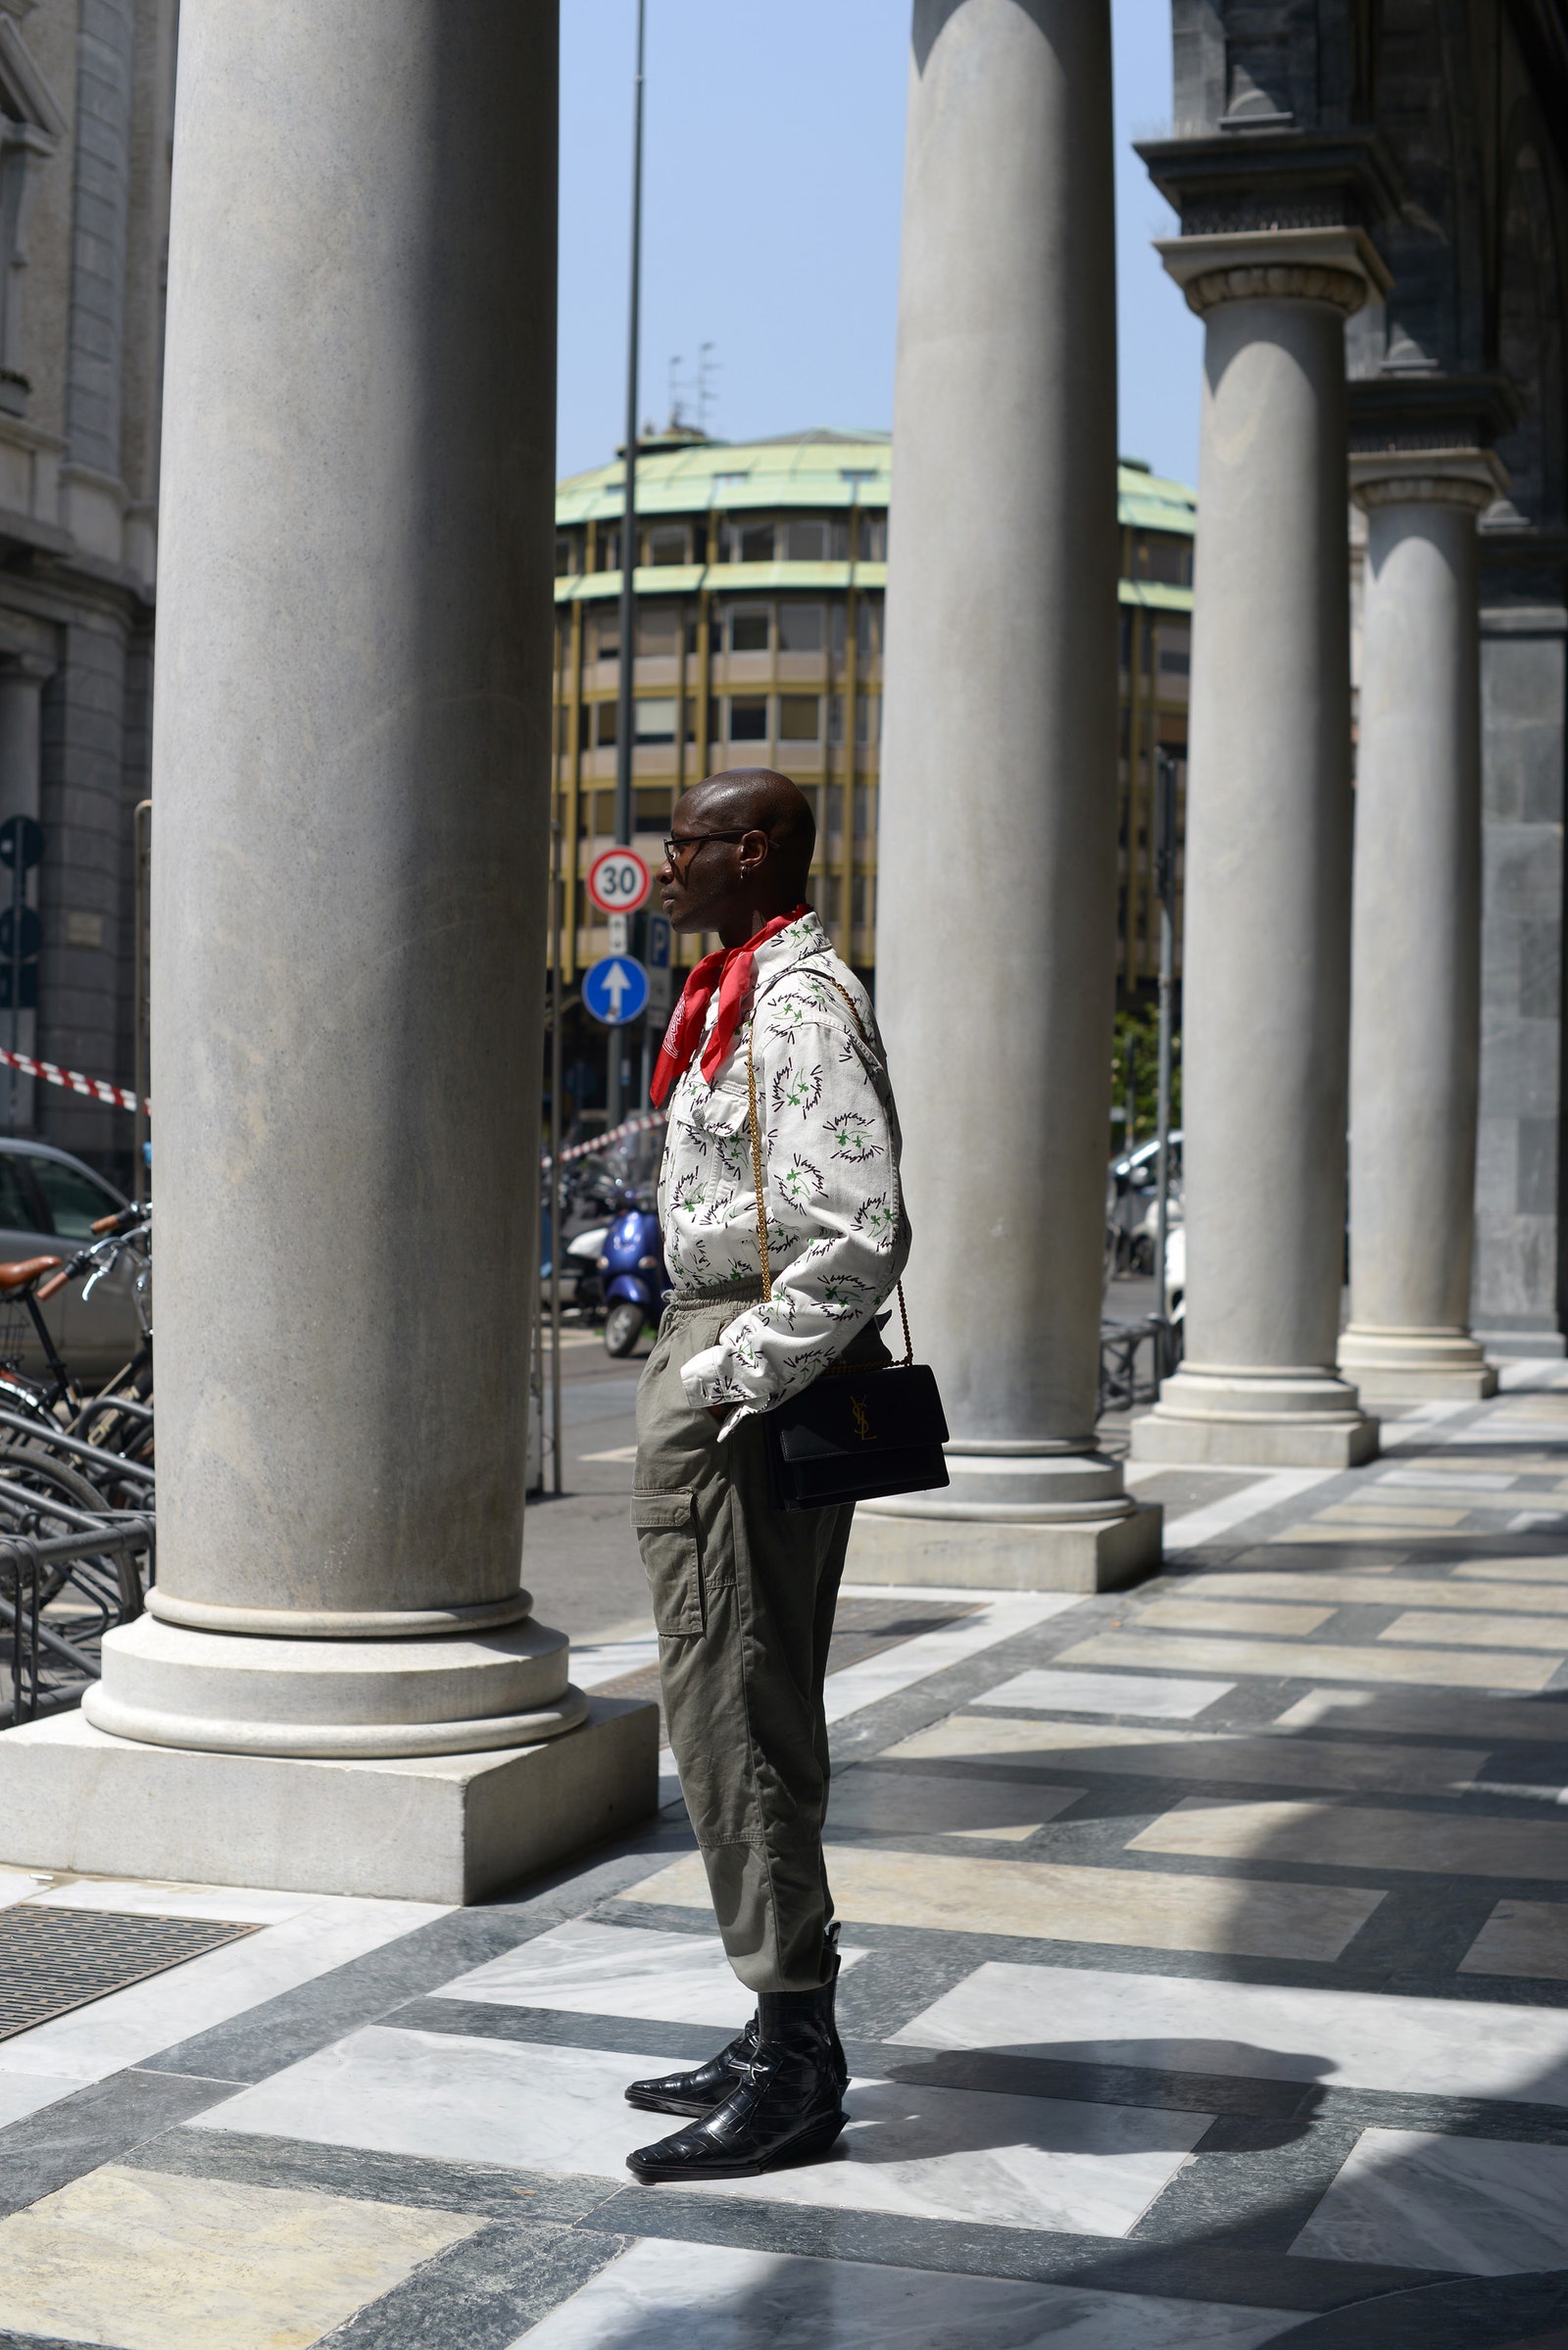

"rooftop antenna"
[697, 340, 719, 437]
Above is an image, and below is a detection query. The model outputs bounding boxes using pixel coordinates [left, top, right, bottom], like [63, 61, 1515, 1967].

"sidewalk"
[3, 1370, 1568, 2344]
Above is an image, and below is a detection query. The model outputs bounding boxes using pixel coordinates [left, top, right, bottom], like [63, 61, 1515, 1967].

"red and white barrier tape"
[0, 1042, 145, 1114]
[541, 1109, 664, 1173]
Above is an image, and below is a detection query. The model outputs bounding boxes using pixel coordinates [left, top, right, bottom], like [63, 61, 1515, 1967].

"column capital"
[1155, 224, 1392, 319]
[1351, 445, 1510, 514]
[0, 650, 53, 685]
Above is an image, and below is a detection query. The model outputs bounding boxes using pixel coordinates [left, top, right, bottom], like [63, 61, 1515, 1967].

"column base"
[1338, 1325, 1497, 1400]
[1475, 1325, 1567, 1361]
[0, 1694, 660, 1905]
[849, 1497, 1163, 1592]
[1131, 1365, 1379, 1468]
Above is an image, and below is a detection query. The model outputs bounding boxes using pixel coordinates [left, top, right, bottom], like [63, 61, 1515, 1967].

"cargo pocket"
[632, 1488, 705, 1636]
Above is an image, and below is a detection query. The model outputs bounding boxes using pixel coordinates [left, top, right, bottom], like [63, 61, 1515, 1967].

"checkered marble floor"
[10, 1371, 1568, 2346]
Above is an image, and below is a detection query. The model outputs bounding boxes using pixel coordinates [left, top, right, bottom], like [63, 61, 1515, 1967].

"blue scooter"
[600, 1190, 670, 1357]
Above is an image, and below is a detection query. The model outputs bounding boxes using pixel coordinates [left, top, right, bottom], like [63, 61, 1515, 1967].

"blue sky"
[556, 0, 1202, 487]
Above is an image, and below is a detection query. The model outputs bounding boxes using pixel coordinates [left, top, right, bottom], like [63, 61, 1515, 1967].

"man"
[623, 766, 909, 2183]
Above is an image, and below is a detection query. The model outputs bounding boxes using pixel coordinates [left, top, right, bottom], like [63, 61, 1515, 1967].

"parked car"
[0, 1141, 136, 1382]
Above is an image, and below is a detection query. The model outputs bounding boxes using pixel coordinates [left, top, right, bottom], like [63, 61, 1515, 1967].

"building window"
[595, 702, 617, 748]
[1143, 535, 1191, 586]
[856, 601, 880, 661]
[725, 519, 776, 564]
[555, 706, 570, 755]
[728, 698, 768, 742]
[779, 695, 821, 743]
[852, 871, 875, 928]
[635, 698, 676, 744]
[786, 519, 827, 562]
[1157, 622, 1191, 676]
[853, 782, 876, 841]
[555, 534, 576, 576]
[778, 603, 824, 655]
[1118, 613, 1133, 673]
[590, 610, 619, 661]
[635, 787, 671, 829]
[728, 605, 770, 654]
[855, 693, 880, 749]
[646, 524, 688, 566]
[827, 695, 844, 747]
[599, 528, 621, 572]
[858, 515, 888, 561]
[636, 603, 681, 656]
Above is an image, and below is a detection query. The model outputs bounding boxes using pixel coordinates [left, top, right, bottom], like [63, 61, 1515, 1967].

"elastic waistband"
[664, 1277, 765, 1316]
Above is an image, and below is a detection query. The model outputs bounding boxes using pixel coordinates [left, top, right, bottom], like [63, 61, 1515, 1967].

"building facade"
[0, 0, 172, 1185]
[552, 428, 1194, 1048]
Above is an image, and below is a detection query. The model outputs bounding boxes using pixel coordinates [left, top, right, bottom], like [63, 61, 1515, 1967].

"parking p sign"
[587, 846, 651, 916]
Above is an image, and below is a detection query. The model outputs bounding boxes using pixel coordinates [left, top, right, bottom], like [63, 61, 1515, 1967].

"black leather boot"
[625, 1975, 848, 2182]
[623, 2012, 760, 2119]
[623, 1928, 846, 2120]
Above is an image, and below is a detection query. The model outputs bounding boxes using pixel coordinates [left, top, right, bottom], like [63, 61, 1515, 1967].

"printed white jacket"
[659, 908, 910, 1430]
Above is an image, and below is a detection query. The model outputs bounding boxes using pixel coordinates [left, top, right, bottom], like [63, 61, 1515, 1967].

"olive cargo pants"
[633, 1290, 881, 1996]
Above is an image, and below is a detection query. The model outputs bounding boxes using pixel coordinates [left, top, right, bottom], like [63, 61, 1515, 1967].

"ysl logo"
[850, 1394, 871, 1443]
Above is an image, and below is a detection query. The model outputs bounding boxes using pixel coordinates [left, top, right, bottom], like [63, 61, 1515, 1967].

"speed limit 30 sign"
[587, 846, 651, 915]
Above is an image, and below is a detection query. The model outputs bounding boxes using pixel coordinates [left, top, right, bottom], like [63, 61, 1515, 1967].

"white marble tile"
[1274, 1687, 1568, 1743]
[1054, 1629, 1559, 1691]
[570, 1637, 660, 1690]
[433, 1920, 863, 2028]
[972, 1668, 1236, 1721]
[1377, 1470, 1519, 1492]
[887, 1713, 1486, 1795]
[28, 1878, 323, 1925]
[0, 1896, 447, 2086]
[0, 2073, 80, 2130]
[1135, 1599, 1336, 1636]
[1127, 1794, 1568, 1881]
[0, 1867, 46, 1911]
[512, 2236, 1299, 2350]
[199, 2026, 1207, 2236]
[1290, 2127, 1568, 2275]
[1161, 1467, 1339, 1552]
[819, 1595, 1084, 1727]
[894, 1961, 1568, 2105]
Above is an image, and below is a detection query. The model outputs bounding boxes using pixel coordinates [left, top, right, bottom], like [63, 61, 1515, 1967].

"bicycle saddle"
[0, 1254, 62, 1293]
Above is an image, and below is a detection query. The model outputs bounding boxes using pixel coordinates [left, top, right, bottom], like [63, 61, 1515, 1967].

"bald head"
[658, 767, 817, 947]
[689, 768, 815, 897]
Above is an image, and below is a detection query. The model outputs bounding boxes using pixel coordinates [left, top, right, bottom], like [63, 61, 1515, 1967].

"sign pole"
[609, 0, 647, 1131]
[1154, 747, 1178, 1376]
[549, 815, 564, 1494]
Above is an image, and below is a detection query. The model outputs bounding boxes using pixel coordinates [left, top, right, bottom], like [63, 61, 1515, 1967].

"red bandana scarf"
[650, 906, 810, 1108]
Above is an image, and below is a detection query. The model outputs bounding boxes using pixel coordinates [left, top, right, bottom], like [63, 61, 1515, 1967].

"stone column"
[1132, 231, 1386, 1469]
[1340, 449, 1506, 1399]
[0, 0, 655, 1902]
[0, 653, 51, 1128]
[854, 0, 1160, 1593]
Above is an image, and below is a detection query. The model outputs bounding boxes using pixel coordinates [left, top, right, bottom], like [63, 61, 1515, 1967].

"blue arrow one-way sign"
[583, 954, 649, 1027]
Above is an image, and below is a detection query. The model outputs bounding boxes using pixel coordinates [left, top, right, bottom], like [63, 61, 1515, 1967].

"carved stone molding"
[1156, 224, 1392, 321]
[1350, 446, 1510, 515]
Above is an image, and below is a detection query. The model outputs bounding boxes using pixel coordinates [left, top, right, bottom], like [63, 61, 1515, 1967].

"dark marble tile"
[117, 2126, 621, 2225]
[1266, 2272, 1568, 2349]
[1128, 2111, 1367, 2250]
[0, 2068, 234, 2218]
[573, 2187, 1401, 2312]
[316, 2219, 628, 2349]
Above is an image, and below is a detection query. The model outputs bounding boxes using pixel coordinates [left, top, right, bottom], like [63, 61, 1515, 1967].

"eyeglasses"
[662, 829, 752, 866]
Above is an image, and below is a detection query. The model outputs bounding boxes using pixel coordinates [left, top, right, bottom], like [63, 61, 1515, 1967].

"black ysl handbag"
[746, 974, 950, 1512]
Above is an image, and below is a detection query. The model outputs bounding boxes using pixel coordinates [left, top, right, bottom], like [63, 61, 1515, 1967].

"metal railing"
[0, 1514, 154, 1728]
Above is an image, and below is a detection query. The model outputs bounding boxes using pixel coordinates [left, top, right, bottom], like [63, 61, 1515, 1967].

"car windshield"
[29, 1154, 118, 1239]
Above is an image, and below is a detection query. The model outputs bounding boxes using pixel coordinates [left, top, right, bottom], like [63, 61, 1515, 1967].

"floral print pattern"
[660, 909, 910, 1429]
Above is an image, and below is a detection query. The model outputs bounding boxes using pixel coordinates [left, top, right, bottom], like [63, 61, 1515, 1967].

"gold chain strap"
[744, 965, 913, 1370]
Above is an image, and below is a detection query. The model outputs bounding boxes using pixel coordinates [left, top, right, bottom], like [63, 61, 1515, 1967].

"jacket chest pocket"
[632, 1488, 705, 1636]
